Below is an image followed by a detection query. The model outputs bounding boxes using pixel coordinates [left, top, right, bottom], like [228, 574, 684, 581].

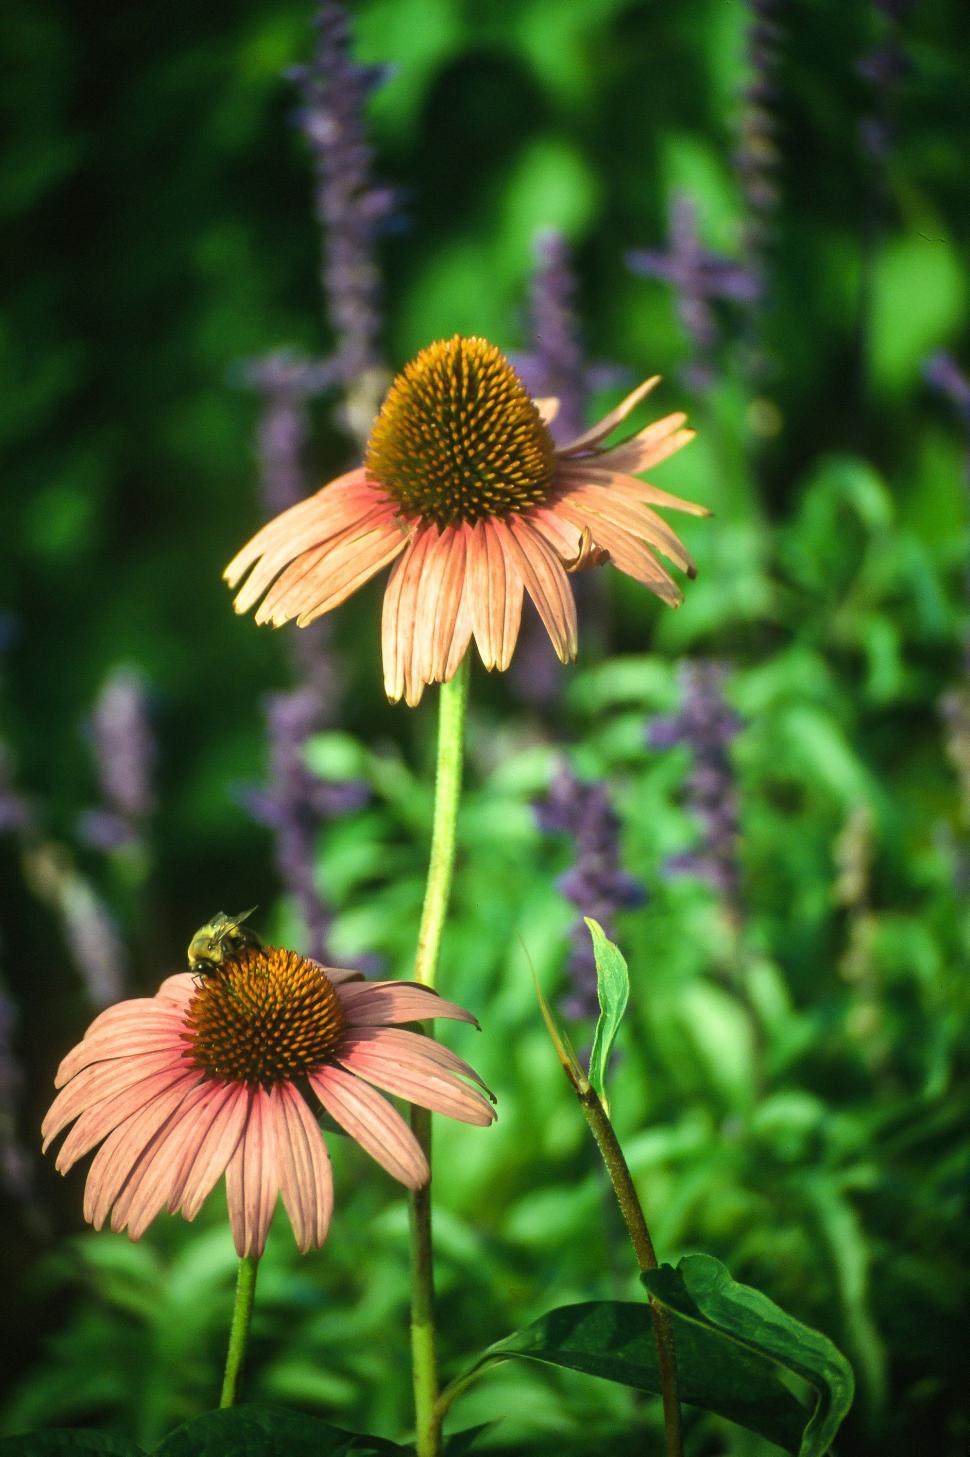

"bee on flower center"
[187, 909, 262, 980]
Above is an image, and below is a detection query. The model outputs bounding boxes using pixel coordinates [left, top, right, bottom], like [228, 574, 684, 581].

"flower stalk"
[409, 655, 470, 1457]
[220, 1254, 259, 1408]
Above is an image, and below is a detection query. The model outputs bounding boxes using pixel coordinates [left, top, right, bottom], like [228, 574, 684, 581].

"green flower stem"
[219, 1254, 259, 1409]
[409, 655, 470, 1457]
[579, 1085, 683, 1457]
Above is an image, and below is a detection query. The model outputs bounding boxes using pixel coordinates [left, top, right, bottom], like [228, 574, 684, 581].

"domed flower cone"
[42, 948, 494, 1257]
[226, 335, 706, 705]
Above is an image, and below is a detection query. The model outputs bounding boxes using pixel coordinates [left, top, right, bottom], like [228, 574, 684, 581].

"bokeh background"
[3, 0, 970, 1451]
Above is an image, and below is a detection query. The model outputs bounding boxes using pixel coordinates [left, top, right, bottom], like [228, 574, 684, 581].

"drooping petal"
[275, 1081, 333, 1253]
[256, 513, 408, 629]
[83, 1070, 203, 1228]
[225, 1087, 279, 1258]
[336, 980, 480, 1028]
[381, 528, 435, 705]
[467, 519, 524, 672]
[310, 1064, 428, 1188]
[169, 1083, 250, 1220]
[496, 515, 577, 663]
[54, 1063, 198, 1172]
[553, 498, 683, 606]
[442, 561, 474, 682]
[224, 469, 373, 589]
[56, 1015, 187, 1086]
[44, 1050, 194, 1149]
[111, 1080, 222, 1240]
[410, 525, 466, 690]
[340, 1026, 494, 1096]
[559, 484, 697, 576]
[556, 376, 661, 455]
[81, 997, 181, 1042]
[337, 1037, 496, 1126]
[560, 462, 709, 518]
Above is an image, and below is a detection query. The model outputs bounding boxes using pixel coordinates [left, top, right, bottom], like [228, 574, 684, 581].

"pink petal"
[82, 997, 179, 1041]
[56, 1016, 186, 1086]
[224, 469, 371, 589]
[557, 376, 661, 455]
[442, 564, 473, 681]
[381, 529, 435, 705]
[467, 519, 524, 672]
[170, 1083, 250, 1220]
[225, 1087, 279, 1258]
[54, 1063, 198, 1172]
[275, 1082, 333, 1253]
[337, 1038, 496, 1126]
[111, 1080, 221, 1240]
[154, 973, 198, 1008]
[341, 1026, 493, 1096]
[496, 515, 577, 663]
[83, 1069, 203, 1228]
[336, 980, 479, 1028]
[44, 1049, 193, 1149]
[310, 1065, 428, 1188]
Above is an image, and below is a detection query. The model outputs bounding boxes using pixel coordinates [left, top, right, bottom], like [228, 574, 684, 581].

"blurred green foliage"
[3, 0, 970, 1453]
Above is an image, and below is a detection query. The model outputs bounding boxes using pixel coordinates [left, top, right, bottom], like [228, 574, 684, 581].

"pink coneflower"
[42, 947, 494, 1256]
[226, 335, 705, 706]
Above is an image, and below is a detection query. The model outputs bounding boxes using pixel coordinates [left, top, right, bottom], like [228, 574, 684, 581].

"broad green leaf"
[642, 1255, 855, 1457]
[442, 1426, 494, 1455]
[153, 1406, 405, 1456]
[480, 1298, 806, 1452]
[0, 1436, 145, 1456]
[585, 919, 629, 1113]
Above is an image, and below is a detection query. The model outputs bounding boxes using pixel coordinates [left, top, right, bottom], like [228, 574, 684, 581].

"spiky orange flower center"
[182, 946, 346, 1088]
[365, 335, 556, 527]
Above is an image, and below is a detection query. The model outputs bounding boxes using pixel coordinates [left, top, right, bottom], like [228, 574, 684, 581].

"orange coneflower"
[226, 335, 705, 706]
[43, 947, 494, 1257]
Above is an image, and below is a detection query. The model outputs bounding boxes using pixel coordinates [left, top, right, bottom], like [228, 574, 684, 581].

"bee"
[187, 909, 262, 979]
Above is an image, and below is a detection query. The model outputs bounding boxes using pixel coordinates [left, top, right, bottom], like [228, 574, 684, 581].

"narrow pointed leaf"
[585, 919, 629, 1112]
[642, 1255, 854, 1457]
[153, 1406, 406, 1456]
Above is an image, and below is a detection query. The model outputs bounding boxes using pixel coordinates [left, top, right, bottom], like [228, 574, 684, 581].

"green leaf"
[585, 919, 629, 1113]
[442, 1427, 494, 1455]
[475, 1255, 853, 1455]
[643, 1255, 855, 1457]
[152, 1406, 406, 1456]
[0, 1436, 145, 1456]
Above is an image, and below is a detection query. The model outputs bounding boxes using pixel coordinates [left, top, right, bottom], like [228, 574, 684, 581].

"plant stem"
[220, 1254, 259, 1409]
[579, 1086, 683, 1457]
[408, 655, 470, 1457]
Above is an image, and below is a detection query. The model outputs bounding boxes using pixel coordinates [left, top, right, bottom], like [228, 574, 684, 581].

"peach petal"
[257, 512, 407, 629]
[83, 1070, 203, 1228]
[381, 529, 435, 705]
[557, 376, 661, 455]
[112, 1080, 220, 1239]
[498, 515, 577, 663]
[416, 527, 466, 687]
[586, 410, 689, 472]
[592, 424, 697, 477]
[342, 1026, 494, 1097]
[443, 570, 473, 682]
[230, 476, 381, 611]
[560, 462, 709, 518]
[467, 519, 524, 672]
[336, 980, 479, 1027]
[555, 499, 682, 606]
[337, 1039, 496, 1126]
[224, 469, 369, 588]
[246, 504, 391, 619]
[561, 484, 696, 575]
[225, 1087, 279, 1258]
[275, 1082, 333, 1253]
[171, 1083, 250, 1220]
[310, 1065, 428, 1188]
[44, 1049, 192, 1147]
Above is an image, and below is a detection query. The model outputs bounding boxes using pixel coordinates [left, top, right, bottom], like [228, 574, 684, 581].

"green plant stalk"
[219, 1254, 259, 1408]
[580, 1085, 683, 1457]
[408, 655, 470, 1457]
